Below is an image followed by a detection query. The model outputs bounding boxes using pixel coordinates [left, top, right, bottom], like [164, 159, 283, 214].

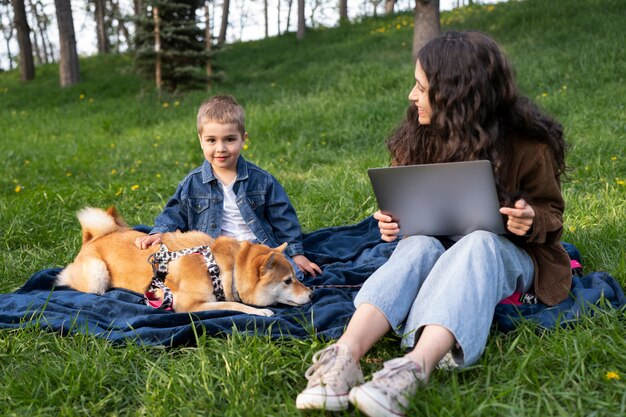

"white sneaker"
[296, 344, 364, 411]
[348, 357, 426, 417]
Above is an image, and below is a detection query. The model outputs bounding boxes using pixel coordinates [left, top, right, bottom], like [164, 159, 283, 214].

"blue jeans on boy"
[354, 230, 534, 367]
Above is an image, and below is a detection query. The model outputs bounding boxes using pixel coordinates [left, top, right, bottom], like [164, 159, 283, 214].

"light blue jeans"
[354, 231, 534, 367]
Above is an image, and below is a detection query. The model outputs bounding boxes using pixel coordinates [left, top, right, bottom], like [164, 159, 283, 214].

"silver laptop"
[368, 160, 506, 237]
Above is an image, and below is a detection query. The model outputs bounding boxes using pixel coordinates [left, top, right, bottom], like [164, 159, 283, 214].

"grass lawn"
[0, 0, 624, 415]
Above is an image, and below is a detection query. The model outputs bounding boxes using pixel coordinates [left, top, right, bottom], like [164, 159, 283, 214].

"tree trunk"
[276, 0, 281, 35]
[296, 0, 304, 40]
[55, 0, 80, 86]
[384, 0, 395, 15]
[217, 0, 229, 46]
[1, 12, 14, 70]
[11, 0, 35, 81]
[32, 0, 53, 63]
[412, 0, 439, 62]
[28, 1, 43, 65]
[1, 4, 15, 70]
[132, 0, 145, 49]
[153, 6, 161, 91]
[110, 0, 130, 52]
[204, 2, 212, 86]
[263, 0, 268, 38]
[338, 0, 348, 24]
[94, 0, 109, 53]
[286, 0, 293, 32]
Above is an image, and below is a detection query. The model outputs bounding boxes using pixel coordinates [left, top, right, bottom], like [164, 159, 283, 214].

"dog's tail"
[77, 206, 127, 244]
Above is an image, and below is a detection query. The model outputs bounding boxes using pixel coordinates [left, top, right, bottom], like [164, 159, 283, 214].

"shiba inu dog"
[57, 207, 313, 315]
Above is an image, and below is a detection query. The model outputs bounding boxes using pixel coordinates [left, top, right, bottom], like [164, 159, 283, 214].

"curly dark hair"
[387, 30, 566, 204]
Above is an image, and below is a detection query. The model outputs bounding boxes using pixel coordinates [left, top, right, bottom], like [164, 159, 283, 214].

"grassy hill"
[0, 0, 624, 415]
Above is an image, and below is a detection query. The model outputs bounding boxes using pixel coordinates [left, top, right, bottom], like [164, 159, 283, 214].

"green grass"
[1, 0, 625, 415]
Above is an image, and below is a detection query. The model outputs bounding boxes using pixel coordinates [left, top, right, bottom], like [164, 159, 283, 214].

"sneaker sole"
[349, 387, 405, 417]
[296, 392, 350, 411]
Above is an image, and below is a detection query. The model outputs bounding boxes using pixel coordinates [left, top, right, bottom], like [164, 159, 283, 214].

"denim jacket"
[150, 156, 304, 257]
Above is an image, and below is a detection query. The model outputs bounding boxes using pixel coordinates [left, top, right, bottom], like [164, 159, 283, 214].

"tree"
[109, 0, 132, 52]
[135, 0, 211, 91]
[263, 0, 268, 38]
[28, 0, 54, 64]
[11, 0, 35, 80]
[296, 0, 304, 40]
[384, 0, 395, 15]
[276, 0, 280, 35]
[338, 0, 347, 24]
[55, 0, 80, 86]
[0, 1, 14, 70]
[217, 0, 229, 45]
[368, 0, 383, 16]
[93, 0, 109, 53]
[285, 0, 293, 32]
[203, 0, 213, 84]
[412, 0, 439, 61]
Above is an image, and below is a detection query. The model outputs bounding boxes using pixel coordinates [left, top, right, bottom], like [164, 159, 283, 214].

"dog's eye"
[283, 278, 292, 285]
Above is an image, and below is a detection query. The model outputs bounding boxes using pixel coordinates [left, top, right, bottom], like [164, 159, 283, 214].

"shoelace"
[369, 358, 424, 397]
[304, 346, 344, 384]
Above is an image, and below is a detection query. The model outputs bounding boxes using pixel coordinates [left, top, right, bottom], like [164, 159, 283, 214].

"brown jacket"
[501, 138, 571, 306]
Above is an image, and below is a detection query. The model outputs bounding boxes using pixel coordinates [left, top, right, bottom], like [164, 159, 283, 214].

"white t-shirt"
[219, 180, 256, 241]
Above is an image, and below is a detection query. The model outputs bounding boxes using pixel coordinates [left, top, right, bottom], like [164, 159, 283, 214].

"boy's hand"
[374, 210, 400, 242]
[292, 254, 322, 277]
[499, 199, 535, 236]
[135, 233, 163, 250]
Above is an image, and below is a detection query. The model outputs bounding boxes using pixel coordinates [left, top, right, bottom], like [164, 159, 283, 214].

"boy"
[136, 95, 321, 277]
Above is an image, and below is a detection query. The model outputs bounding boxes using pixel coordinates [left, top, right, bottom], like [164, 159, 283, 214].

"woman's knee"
[395, 235, 445, 258]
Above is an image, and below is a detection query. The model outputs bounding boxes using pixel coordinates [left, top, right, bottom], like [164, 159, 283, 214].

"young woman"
[296, 30, 571, 417]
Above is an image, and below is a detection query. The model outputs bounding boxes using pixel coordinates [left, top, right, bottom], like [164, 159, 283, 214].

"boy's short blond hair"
[196, 95, 246, 136]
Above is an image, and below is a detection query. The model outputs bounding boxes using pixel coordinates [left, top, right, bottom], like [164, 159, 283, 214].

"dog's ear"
[273, 242, 288, 253]
[264, 253, 277, 270]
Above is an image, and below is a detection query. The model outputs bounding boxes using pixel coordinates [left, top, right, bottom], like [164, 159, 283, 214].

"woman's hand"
[499, 199, 535, 236]
[374, 210, 400, 242]
[292, 254, 322, 276]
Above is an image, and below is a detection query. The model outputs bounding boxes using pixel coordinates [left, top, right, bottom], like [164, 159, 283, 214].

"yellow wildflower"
[66, 172, 72, 177]
[605, 371, 621, 380]
[162, 102, 169, 108]
[617, 179, 625, 186]
[131, 185, 140, 191]
[174, 101, 180, 107]
[111, 169, 117, 175]
[156, 173, 162, 178]
[15, 185, 22, 193]
[79, 94, 85, 100]
[611, 156, 618, 161]
[243, 143, 249, 150]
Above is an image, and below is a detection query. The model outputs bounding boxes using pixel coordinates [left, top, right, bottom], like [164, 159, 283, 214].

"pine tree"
[134, 0, 213, 91]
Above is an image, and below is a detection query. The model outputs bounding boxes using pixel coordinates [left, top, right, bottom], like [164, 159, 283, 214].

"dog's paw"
[255, 308, 274, 317]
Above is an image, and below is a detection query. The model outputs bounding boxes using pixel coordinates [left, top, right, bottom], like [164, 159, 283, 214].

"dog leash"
[142, 244, 224, 310]
[308, 284, 363, 290]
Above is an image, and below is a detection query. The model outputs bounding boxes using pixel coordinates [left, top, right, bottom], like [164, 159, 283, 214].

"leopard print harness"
[142, 244, 223, 310]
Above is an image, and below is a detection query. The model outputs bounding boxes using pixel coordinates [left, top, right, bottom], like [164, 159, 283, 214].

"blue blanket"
[0, 217, 624, 346]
